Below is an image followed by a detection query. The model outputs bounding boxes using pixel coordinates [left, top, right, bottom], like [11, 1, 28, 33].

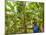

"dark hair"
[33, 20, 37, 26]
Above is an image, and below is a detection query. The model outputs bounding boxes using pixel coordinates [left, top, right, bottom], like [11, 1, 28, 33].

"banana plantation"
[5, 1, 44, 35]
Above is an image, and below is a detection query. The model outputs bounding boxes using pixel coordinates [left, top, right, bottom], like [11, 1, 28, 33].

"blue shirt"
[34, 24, 39, 33]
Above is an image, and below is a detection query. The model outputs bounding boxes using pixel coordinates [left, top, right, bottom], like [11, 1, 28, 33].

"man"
[33, 19, 39, 33]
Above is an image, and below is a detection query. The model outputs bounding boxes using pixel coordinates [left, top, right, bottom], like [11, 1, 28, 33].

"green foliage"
[5, 1, 44, 35]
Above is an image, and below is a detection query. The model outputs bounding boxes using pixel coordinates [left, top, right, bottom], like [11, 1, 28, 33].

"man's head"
[33, 18, 37, 25]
